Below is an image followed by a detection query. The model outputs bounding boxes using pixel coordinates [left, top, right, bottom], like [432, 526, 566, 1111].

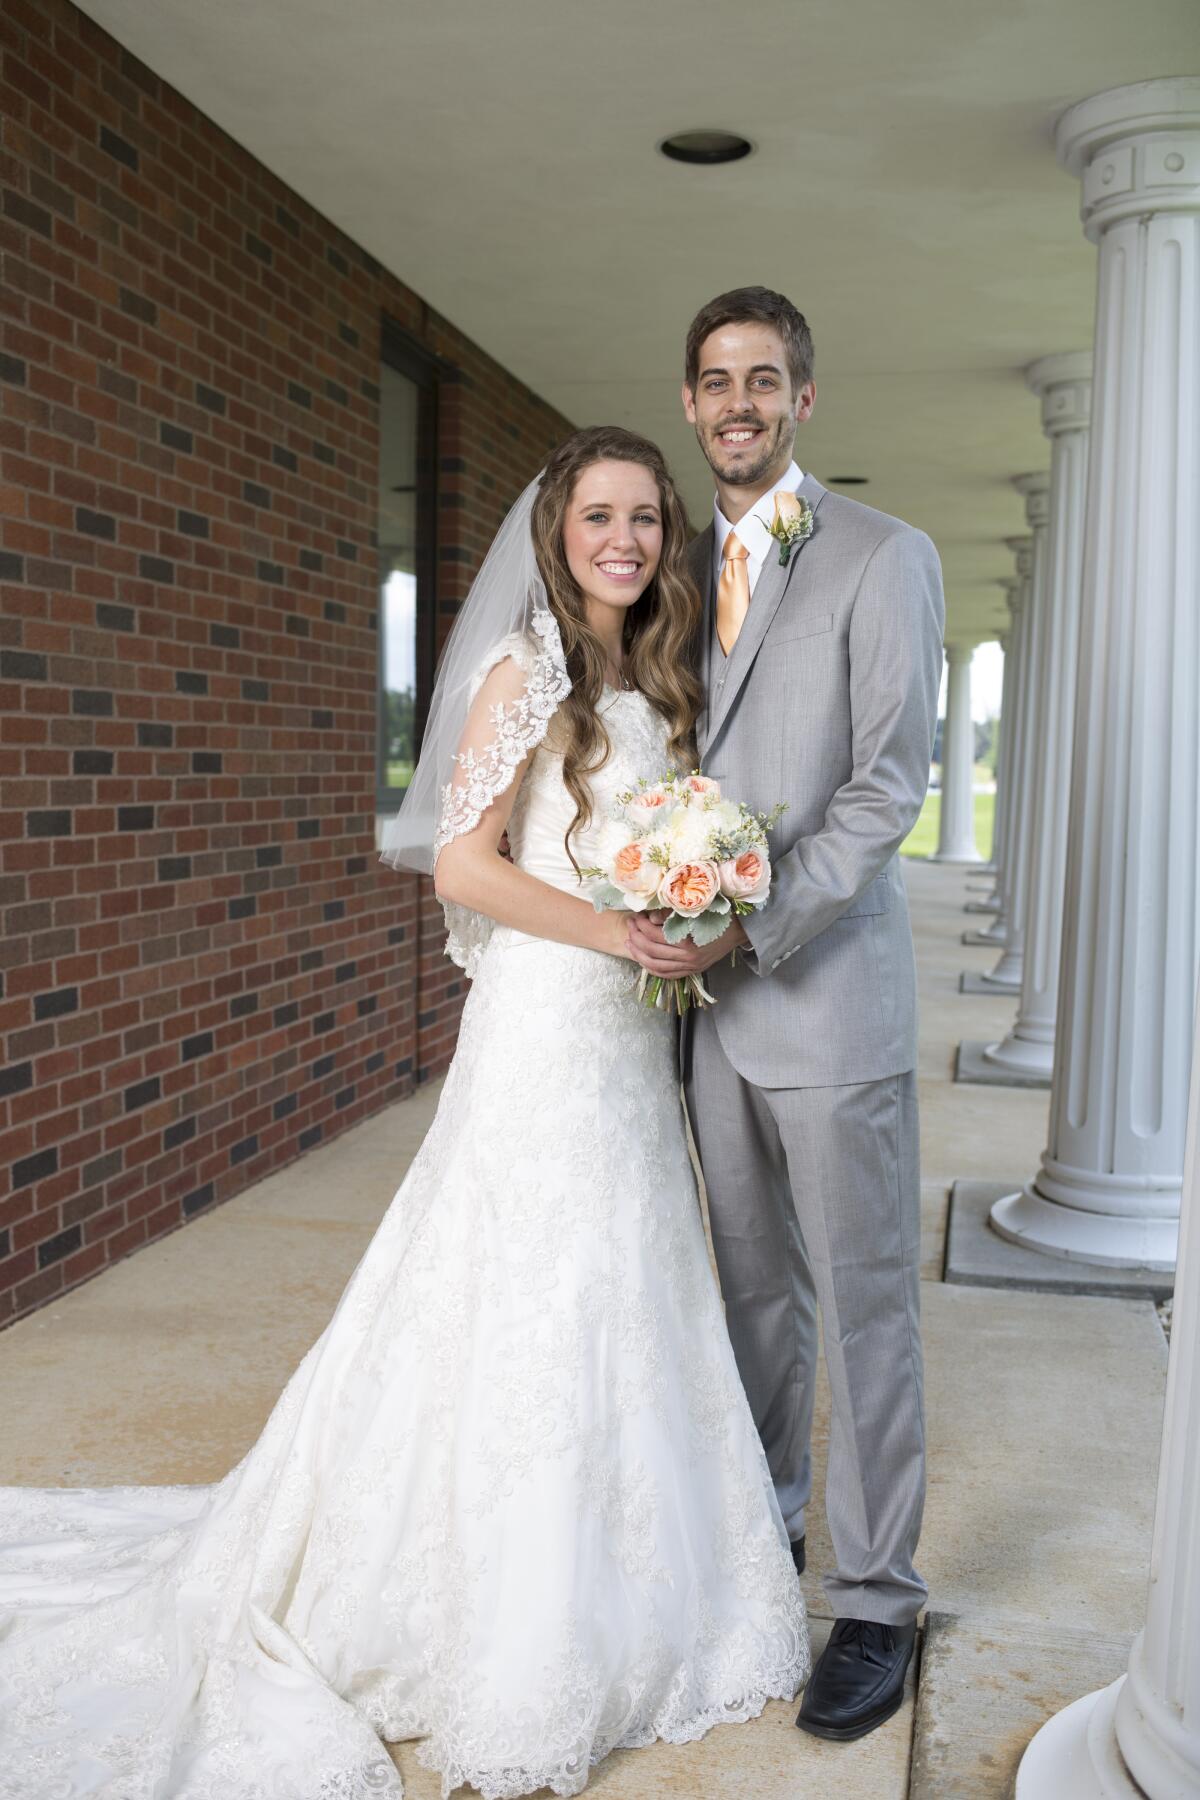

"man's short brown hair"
[684, 287, 814, 395]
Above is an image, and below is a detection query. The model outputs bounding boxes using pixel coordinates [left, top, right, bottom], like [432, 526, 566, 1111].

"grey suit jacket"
[687, 473, 945, 1087]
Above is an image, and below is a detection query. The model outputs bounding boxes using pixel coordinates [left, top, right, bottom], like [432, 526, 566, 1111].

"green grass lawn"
[902, 789, 995, 861]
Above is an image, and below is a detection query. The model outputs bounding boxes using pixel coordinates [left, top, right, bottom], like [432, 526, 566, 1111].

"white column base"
[980, 954, 1021, 990]
[983, 1029, 1054, 1078]
[990, 1187, 1178, 1272]
[975, 914, 1008, 944]
[929, 846, 986, 865]
[1015, 1680, 1141, 1799]
[1118, 1631, 1200, 1797]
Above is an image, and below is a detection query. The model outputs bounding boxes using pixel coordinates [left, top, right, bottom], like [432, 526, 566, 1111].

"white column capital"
[1026, 352, 1092, 435]
[1057, 76, 1200, 240]
[1005, 536, 1034, 583]
[1013, 472, 1051, 530]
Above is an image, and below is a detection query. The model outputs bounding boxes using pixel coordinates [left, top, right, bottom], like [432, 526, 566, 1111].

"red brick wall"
[0, 0, 573, 1325]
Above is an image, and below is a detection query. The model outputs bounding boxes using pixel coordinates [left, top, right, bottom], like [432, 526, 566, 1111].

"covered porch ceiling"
[78, 0, 1196, 642]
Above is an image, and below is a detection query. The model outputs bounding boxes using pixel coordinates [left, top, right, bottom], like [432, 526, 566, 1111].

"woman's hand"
[626, 911, 747, 974]
[600, 907, 638, 961]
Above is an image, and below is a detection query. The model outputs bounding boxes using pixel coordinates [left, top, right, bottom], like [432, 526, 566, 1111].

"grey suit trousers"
[684, 1010, 928, 1625]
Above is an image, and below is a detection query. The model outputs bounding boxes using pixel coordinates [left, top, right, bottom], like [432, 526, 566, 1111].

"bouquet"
[581, 770, 785, 1014]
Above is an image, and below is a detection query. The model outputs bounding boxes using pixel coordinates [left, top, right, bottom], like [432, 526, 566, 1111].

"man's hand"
[626, 910, 748, 977]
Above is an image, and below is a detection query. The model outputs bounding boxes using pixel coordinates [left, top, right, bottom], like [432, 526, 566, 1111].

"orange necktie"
[716, 529, 750, 655]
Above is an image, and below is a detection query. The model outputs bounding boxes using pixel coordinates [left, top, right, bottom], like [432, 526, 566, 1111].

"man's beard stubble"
[695, 414, 795, 489]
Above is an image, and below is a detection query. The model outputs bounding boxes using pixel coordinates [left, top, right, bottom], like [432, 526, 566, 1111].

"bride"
[0, 425, 808, 1800]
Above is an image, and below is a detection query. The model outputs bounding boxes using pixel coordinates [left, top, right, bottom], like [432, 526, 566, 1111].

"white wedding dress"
[0, 686, 808, 1800]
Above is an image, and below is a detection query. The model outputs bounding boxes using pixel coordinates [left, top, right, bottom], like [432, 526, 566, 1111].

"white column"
[981, 504, 1048, 991]
[985, 355, 1091, 1075]
[975, 585, 1023, 937]
[990, 630, 1013, 873]
[932, 644, 983, 863]
[991, 76, 1200, 1271]
[1015, 977, 1200, 1798]
[976, 623, 1015, 906]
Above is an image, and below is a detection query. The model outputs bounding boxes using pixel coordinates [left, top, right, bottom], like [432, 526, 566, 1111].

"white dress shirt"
[712, 460, 805, 599]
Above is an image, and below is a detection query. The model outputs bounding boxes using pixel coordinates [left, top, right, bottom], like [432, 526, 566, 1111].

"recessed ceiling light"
[659, 130, 753, 166]
[829, 476, 869, 485]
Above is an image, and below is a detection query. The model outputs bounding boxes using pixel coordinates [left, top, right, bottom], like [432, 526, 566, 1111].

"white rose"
[668, 806, 714, 862]
[708, 799, 744, 838]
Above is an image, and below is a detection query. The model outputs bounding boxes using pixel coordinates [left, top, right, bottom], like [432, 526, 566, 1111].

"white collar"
[712, 461, 804, 565]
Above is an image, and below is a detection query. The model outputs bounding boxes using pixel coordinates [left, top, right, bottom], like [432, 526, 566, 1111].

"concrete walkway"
[0, 860, 1167, 1798]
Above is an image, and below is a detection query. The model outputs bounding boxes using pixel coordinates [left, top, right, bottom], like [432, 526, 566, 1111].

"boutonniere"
[768, 491, 814, 567]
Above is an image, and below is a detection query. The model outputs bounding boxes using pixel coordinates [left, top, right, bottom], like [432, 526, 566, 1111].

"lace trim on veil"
[435, 613, 570, 977]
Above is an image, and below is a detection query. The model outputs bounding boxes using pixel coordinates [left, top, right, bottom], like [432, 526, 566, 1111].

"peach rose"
[625, 789, 671, 829]
[611, 841, 661, 899]
[771, 490, 805, 531]
[684, 774, 721, 800]
[659, 859, 721, 917]
[717, 849, 771, 904]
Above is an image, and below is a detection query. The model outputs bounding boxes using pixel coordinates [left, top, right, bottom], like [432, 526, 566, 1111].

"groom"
[628, 287, 944, 1742]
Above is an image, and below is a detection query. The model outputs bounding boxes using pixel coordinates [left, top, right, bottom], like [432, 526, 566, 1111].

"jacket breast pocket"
[839, 874, 893, 918]
[772, 612, 834, 646]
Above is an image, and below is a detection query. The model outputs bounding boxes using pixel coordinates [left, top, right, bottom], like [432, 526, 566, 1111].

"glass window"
[377, 335, 437, 811]
[379, 365, 420, 799]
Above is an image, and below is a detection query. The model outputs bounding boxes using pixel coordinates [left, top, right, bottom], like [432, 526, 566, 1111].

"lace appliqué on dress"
[434, 615, 571, 978]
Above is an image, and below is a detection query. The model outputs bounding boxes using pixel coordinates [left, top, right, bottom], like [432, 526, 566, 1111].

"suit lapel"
[704, 473, 828, 761]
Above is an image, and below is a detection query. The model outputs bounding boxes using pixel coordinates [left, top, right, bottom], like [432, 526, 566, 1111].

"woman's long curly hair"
[531, 425, 703, 866]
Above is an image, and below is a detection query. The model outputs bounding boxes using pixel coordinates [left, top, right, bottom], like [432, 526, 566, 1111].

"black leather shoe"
[796, 1618, 917, 1741]
[790, 1536, 806, 1575]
